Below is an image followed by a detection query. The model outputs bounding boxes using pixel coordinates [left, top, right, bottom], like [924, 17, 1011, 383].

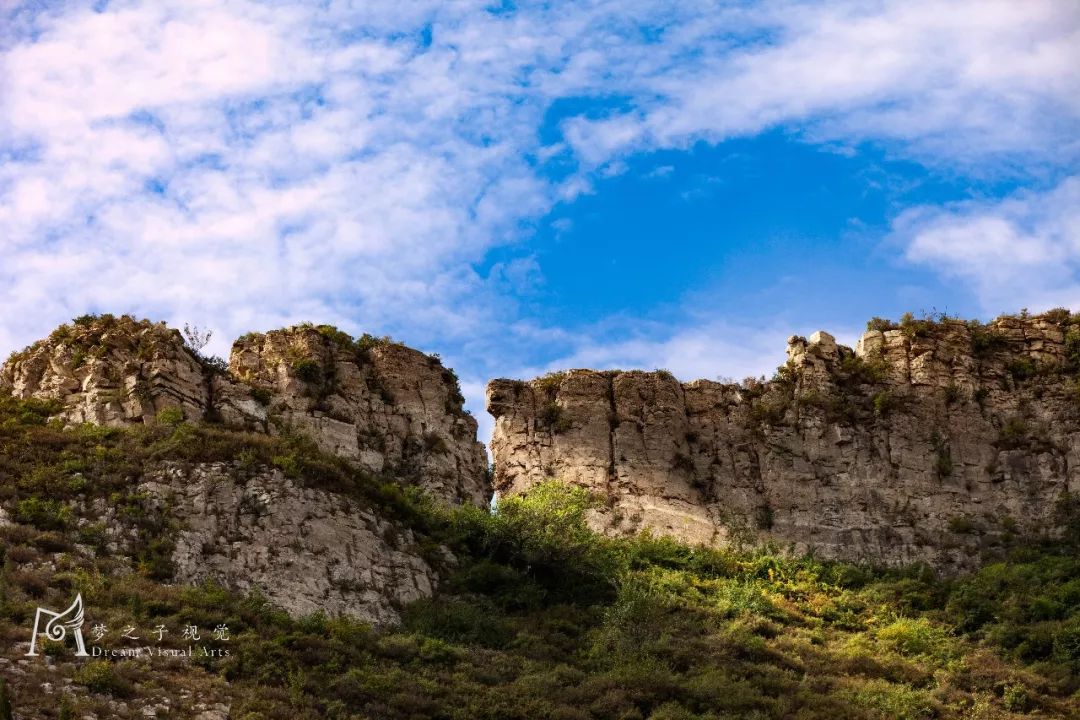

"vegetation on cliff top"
[0, 398, 1078, 718]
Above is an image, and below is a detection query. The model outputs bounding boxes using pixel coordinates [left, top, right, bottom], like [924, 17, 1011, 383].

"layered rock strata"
[487, 312, 1080, 570]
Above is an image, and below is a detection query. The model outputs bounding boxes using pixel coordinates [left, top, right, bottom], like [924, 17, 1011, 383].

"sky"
[1, 0, 1078, 445]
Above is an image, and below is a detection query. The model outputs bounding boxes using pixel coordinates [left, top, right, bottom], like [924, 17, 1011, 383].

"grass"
[0, 398, 1077, 718]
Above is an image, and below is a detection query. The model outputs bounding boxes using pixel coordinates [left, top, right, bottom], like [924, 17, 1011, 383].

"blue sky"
[1, 0, 1078, 443]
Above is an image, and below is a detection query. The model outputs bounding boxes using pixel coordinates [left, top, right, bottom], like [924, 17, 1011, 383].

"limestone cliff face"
[488, 312, 1080, 570]
[138, 464, 439, 625]
[223, 326, 489, 507]
[0, 316, 489, 507]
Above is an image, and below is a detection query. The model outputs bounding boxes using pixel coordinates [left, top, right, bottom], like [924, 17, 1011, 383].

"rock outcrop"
[0, 318, 209, 425]
[0, 314, 490, 624]
[0, 315, 489, 507]
[221, 326, 489, 506]
[138, 464, 439, 625]
[488, 311, 1080, 570]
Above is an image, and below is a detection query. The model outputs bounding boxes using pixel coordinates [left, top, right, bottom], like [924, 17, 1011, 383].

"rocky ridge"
[0, 314, 488, 624]
[0, 315, 489, 507]
[487, 311, 1080, 570]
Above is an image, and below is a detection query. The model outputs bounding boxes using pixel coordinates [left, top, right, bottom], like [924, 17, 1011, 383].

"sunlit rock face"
[488, 312, 1080, 571]
[0, 315, 490, 508]
[223, 325, 490, 507]
[0, 317, 210, 426]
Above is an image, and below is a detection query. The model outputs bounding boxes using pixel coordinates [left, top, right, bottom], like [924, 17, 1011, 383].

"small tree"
[182, 323, 212, 356]
[182, 324, 228, 377]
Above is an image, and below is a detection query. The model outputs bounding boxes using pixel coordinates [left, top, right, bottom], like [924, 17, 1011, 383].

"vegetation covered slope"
[0, 398, 1077, 719]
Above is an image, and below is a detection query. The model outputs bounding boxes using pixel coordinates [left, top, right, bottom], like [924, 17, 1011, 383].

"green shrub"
[947, 516, 976, 534]
[672, 452, 695, 473]
[422, 431, 448, 454]
[534, 371, 567, 394]
[943, 384, 962, 405]
[970, 322, 1007, 358]
[250, 386, 273, 405]
[1007, 357, 1037, 381]
[73, 661, 134, 697]
[1003, 682, 1030, 712]
[754, 504, 774, 531]
[155, 405, 185, 426]
[846, 678, 937, 720]
[998, 417, 1028, 449]
[838, 355, 887, 386]
[872, 390, 895, 417]
[1065, 326, 1080, 369]
[935, 449, 953, 479]
[899, 312, 934, 340]
[404, 598, 509, 648]
[539, 403, 572, 434]
[867, 317, 898, 332]
[14, 497, 71, 530]
[1053, 491, 1080, 545]
[1053, 620, 1080, 669]
[0, 678, 11, 720]
[292, 359, 322, 383]
[876, 617, 955, 661]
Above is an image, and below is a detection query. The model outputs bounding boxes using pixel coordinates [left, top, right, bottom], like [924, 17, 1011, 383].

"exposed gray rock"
[223, 325, 489, 507]
[488, 312, 1080, 570]
[140, 463, 439, 626]
[0, 318, 208, 425]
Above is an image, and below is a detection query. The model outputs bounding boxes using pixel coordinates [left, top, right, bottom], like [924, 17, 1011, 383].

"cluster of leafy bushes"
[0, 398, 1078, 718]
[291, 322, 403, 366]
[4, 314, 181, 369]
[865, 311, 953, 339]
[867, 309, 1080, 380]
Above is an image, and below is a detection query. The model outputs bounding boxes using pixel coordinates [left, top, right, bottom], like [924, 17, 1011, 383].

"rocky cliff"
[139, 464, 440, 625]
[0, 314, 487, 626]
[0, 315, 489, 507]
[487, 311, 1080, 570]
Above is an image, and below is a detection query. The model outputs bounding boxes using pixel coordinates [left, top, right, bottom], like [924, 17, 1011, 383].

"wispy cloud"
[0, 0, 1077, 433]
[899, 177, 1080, 314]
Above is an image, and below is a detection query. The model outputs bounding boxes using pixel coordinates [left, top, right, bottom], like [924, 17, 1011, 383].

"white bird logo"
[25, 593, 88, 657]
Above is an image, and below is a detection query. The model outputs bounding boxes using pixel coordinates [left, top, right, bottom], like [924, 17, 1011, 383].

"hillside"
[0, 313, 1077, 718]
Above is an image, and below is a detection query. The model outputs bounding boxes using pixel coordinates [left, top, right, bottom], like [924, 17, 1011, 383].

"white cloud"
[0, 0, 1077, 442]
[899, 176, 1080, 314]
[547, 323, 792, 384]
